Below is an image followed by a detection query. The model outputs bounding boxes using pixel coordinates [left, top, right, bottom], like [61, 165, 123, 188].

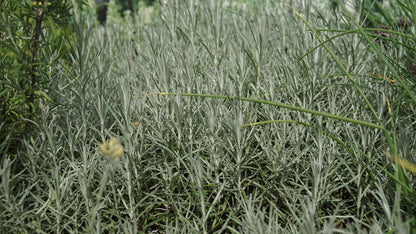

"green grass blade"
[149, 92, 385, 130]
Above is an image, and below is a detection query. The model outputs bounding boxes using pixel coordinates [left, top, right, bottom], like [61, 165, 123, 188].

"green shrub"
[0, 0, 75, 160]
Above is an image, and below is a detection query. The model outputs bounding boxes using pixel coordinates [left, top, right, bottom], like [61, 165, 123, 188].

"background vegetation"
[0, 0, 415, 233]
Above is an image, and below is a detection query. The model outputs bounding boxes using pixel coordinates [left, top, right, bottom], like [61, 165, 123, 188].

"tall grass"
[0, 0, 415, 233]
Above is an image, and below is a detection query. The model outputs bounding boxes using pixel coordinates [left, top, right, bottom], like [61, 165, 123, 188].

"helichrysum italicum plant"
[99, 137, 124, 160]
[3, 1, 416, 233]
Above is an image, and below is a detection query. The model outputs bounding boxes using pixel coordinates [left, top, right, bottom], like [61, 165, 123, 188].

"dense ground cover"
[1, 0, 415, 233]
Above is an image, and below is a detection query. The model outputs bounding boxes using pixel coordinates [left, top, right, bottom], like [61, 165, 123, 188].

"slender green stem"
[342, 7, 416, 105]
[354, 146, 413, 194]
[153, 92, 385, 130]
[299, 29, 415, 62]
[283, 2, 384, 129]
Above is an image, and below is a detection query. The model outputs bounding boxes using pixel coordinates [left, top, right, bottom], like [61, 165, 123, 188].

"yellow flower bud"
[32, 1, 52, 6]
[99, 137, 124, 160]
[111, 145, 124, 159]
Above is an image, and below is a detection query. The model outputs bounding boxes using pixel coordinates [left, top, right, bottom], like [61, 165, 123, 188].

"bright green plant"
[0, 0, 74, 158]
